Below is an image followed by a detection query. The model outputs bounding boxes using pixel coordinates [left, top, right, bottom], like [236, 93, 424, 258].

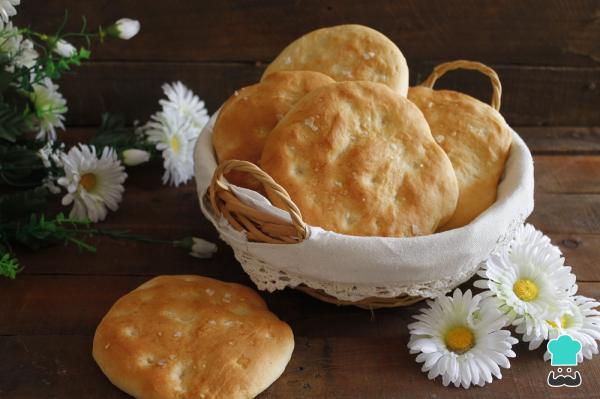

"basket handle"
[209, 160, 308, 244]
[420, 60, 502, 111]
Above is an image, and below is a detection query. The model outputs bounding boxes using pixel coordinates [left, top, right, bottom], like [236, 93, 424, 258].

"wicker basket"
[195, 60, 534, 309]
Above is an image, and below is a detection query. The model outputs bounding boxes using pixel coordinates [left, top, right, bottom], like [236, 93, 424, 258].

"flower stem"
[59, 227, 177, 246]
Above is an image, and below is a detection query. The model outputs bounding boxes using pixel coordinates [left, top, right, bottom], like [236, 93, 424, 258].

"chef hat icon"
[547, 335, 582, 366]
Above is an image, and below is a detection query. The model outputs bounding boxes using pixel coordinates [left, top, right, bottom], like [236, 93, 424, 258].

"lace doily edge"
[217, 215, 525, 302]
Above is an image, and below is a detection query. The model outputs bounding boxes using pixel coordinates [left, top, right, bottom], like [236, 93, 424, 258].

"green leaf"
[78, 47, 91, 60]
[44, 59, 58, 79]
[5, 212, 97, 253]
[0, 251, 21, 279]
[58, 58, 70, 70]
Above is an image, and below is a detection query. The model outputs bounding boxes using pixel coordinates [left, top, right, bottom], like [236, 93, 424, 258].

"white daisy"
[511, 222, 562, 258]
[144, 110, 196, 187]
[408, 289, 518, 388]
[474, 223, 576, 342]
[0, 22, 38, 71]
[522, 296, 600, 362]
[31, 78, 67, 141]
[159, 81, 209, 130]
[545, 296, 600, 362]
[0, 0, 18, 29]
[57, 144, 127, 222]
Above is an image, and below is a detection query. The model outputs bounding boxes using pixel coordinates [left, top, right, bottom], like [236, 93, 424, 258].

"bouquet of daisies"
[408, 224, 600, 388]
[0, 3, 214, 279]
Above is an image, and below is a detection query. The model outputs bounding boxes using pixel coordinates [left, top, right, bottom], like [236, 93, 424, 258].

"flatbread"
[212, 70, 334, 190]
[93, 275, 294, 399]
[262, 24, 409, 96]
[408, 86, 512, 230]
[260, 81, 459, 237]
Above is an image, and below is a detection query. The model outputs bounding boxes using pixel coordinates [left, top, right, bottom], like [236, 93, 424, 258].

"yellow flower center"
[445, 326, 475, 354]
[513, 278, 539, 301]
[548, 314, 569, 329]
[80, 173, 97, 191]
[171, 136, 181, 154]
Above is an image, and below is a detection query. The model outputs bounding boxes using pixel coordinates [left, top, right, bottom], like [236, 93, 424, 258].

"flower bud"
[189, 237, 217, 259]
[122, 149, 150, 166]
[53, 39, 77, 58]
[111, 18, 140, 40]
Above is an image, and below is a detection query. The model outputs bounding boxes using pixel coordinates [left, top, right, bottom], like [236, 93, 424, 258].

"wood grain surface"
[12, 0, 600, 126]
[54, 62, 600, 127]
[3, 1, 600, 398]
[14, 0, 600, 65]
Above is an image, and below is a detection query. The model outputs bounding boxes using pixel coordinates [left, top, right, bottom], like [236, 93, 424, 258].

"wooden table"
[3, 1, 600, 398]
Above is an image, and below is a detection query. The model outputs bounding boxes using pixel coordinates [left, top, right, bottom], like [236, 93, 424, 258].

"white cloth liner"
[193, 110, 534, 300]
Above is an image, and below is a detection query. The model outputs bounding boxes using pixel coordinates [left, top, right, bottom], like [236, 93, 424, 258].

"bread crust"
[212, 71, 334, 190]
[262, 24, 409, 96]
[261, 81, 459, 237]
[93, 275, 294, 399]
[408, 86, 512, 230]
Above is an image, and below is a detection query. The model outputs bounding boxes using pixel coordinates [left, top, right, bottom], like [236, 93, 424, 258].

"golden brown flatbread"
[261, 81, 459, 237]
[408, 86, 512, 230]
[212, 70, 334, 190]
[262, 24, 409, 96]
[93, 275, 294, 399]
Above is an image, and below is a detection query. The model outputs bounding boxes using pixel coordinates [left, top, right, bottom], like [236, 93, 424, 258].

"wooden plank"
[57, 62, 255, 127]
[15, 238, 240, 279]
[0, 335, 120, 399]
[549, 233, 600, 282]
[0, 275, 405, 337]
[535, 156, 600, 193]
[3, 273, 417, 338]
[3, 321, 600, 397]
[520, 127, 600, 154]
[529, 194, 600, 235]
[13, 0, 600, 66]
[1, 273, 599, 337]
[56, 62, 600, 127]
[0, 276, 146, 336]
